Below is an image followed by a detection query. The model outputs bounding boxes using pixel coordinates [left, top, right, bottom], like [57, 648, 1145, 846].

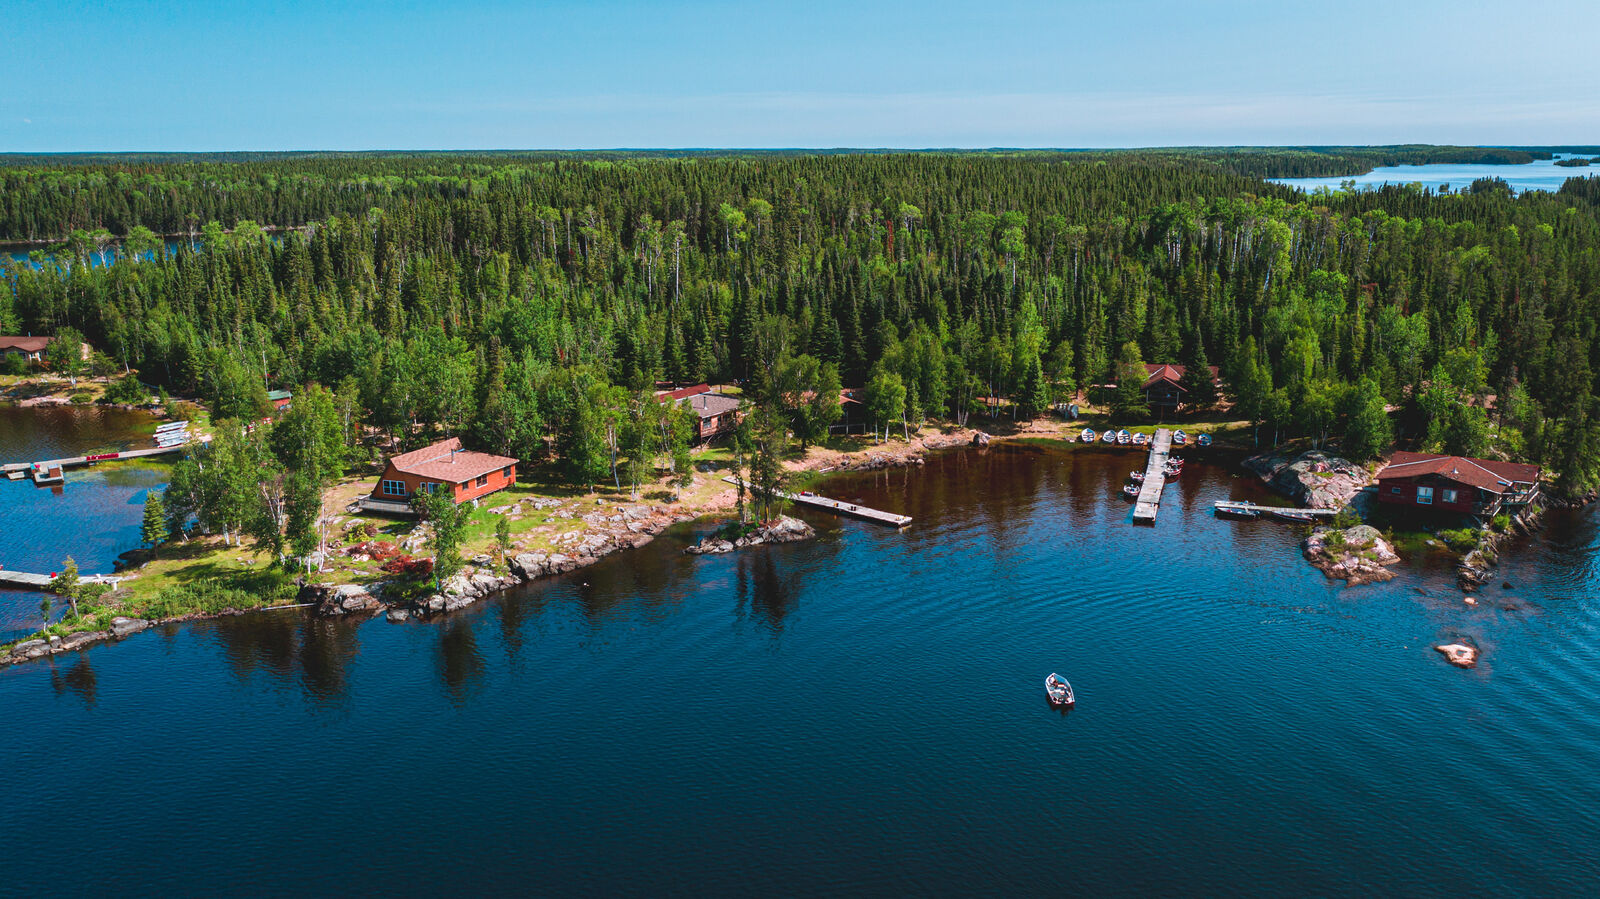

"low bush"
[69, 392, 94, 405]
[1438, 528, 1481, 552]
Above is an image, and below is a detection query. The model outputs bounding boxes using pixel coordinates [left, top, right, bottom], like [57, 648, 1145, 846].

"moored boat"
[1080, 427, 1097, 442]
[1116, 429, 1131, 444]
[1101, 429, 1117, 443]
[1121, 483, 1139, 498]
[1196, 433, 1212, 447]
[1172, 430, 1188, 446]
[1213, 500, 1261, 519]
[1132, 432, 1148, 446]
[1129, 470, 1145, 483]
[1045, 673, 1075, 707]
[1265, 508, 1319, 523]
[154, 420, 189, 434]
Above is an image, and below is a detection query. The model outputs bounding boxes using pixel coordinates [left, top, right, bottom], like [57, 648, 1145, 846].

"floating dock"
[721, 476, 912, 527]
[1131, 428, 1172, 524]
[0, 570, 121, 592]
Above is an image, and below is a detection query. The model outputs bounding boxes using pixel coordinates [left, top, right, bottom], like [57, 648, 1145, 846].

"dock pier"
[721, 476, 912, 526]
[2, 443, 196, 484]
[1131, 428, 1172, 524]
[0, 570, 121, 593]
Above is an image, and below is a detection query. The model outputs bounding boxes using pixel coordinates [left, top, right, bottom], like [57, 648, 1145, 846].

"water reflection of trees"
[735, 547, 801, 634]
[50, 654, 99, 708]
[435, 618, 485, 707]
[203, 611, 361, 704]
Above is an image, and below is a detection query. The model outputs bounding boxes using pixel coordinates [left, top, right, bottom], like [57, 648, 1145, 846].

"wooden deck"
[0, 570, 121, 592]
[1131, 428, 1172, 523]
[721, 477, 912, 526]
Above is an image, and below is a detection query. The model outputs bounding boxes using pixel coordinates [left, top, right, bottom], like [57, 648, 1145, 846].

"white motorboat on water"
[1101, 429, 1117, 443]
[1045, 673, 1075, 707]
[1132, 432, 1148, 446]
[1080, 427, 1097, 442]
[1116, 429, 1131, 444]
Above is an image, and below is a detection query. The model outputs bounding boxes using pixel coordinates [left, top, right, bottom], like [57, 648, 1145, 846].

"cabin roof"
[0, 336, 53, 353]
[387, 437, 517, 483]
[1140, 363, 1221, 391]
[1376, 451, 1540, 493]
[655, 383, 712, 402]
[266, 389, 293, 401]
[682, 392, 741, 419]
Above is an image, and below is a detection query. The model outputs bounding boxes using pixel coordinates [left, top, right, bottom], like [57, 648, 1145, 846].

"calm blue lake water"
[0, 405, 166, 641]
[3, 440, 1598, 894]
[2, 238, 194, 268]
[1273, 153, 1599, 195]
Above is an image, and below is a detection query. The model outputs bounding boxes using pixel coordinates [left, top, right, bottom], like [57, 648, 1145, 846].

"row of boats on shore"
[1078, 427, 1212, 448]
[153, 420, 190, 448]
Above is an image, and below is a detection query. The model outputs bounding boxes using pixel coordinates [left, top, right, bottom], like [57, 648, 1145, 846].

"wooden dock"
[1213, 500, 1338, 520]
[721, 477, 912, 527]
[1, 443, 195, 479]
[0, 570, 121, 592]
[1131, 428, 1172, 523]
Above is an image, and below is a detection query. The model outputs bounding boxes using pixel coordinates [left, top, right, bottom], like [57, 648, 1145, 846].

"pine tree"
[141, 490, 167, 549]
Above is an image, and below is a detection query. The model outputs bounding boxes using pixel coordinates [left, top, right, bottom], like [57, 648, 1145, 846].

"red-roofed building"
[655, 384, 743, 442]
[364, 437, 517, 511]
[1140, 363, 1221, 412]
[1375, 451, 1541, 516]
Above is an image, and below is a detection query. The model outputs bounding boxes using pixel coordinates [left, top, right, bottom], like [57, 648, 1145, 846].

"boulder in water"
[1435, 643, 1479, 668]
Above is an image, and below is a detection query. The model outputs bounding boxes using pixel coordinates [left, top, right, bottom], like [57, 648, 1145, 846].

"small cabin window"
[502, 466, 512, 479]
[1390, 486, 1401, 494]
[381, 479, 407, 497]
[420, 482, 438, 494]
[1417, 486, 1434, 505]
[476, 473, 488, 487]
[1442, 488, 1458, 504]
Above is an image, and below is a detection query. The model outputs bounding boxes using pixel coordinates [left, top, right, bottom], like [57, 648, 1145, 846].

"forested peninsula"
[5, 148, 1599, 489]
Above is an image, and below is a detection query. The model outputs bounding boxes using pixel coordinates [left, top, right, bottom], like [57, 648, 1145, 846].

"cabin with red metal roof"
[1140, 363, 1221, 412]
[362, 437, 517, 513]
[654, 383, 743, 442]
[1375, 451, 1541, 517]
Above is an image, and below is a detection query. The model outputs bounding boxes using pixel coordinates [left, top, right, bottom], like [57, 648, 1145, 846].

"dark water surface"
[0, 404, 165, 640]
[4, 443, 1599, 894]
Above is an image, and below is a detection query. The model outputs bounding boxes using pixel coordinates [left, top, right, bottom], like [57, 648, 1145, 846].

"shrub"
[1491, 514, 1511, 533]
[135, 575, 295, 619]
[381, 555, 433, 577]
[102, 373, 147, 405]
[1438, 528, 1481, 552]
[69, 392, 94, 405]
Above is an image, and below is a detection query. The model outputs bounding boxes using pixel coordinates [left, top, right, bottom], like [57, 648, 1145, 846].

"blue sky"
[4, 0, 1597, 151]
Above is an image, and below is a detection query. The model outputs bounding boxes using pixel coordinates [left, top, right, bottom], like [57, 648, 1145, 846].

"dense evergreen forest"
[5, 149, 1600, 497]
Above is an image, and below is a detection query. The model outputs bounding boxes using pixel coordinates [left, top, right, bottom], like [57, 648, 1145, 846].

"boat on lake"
[1129, 470, 1145, 483]
[1213, 500, 1261, 519]
[1196, 433, 1212, 447]
[1045, 673, 1075, 707]
[1121, 483, 1139, 498]
[1265, 508, 1320, 523]
[1080, 427, 1097, 442]
[1132, 432, 1148, 446]
[1101, 430, 1117, 443]
[1117, 429, 1131, 444]
[1172, 430, 1188, 446]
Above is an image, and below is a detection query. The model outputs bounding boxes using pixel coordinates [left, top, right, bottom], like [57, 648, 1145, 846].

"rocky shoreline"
[683, 515, 816, 555]
[1303, 524, 1401, 586]
[1244, 449, 1373, 509]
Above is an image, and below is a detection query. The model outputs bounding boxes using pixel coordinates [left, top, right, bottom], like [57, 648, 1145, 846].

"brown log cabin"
[1375, 451, 1540, 517]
